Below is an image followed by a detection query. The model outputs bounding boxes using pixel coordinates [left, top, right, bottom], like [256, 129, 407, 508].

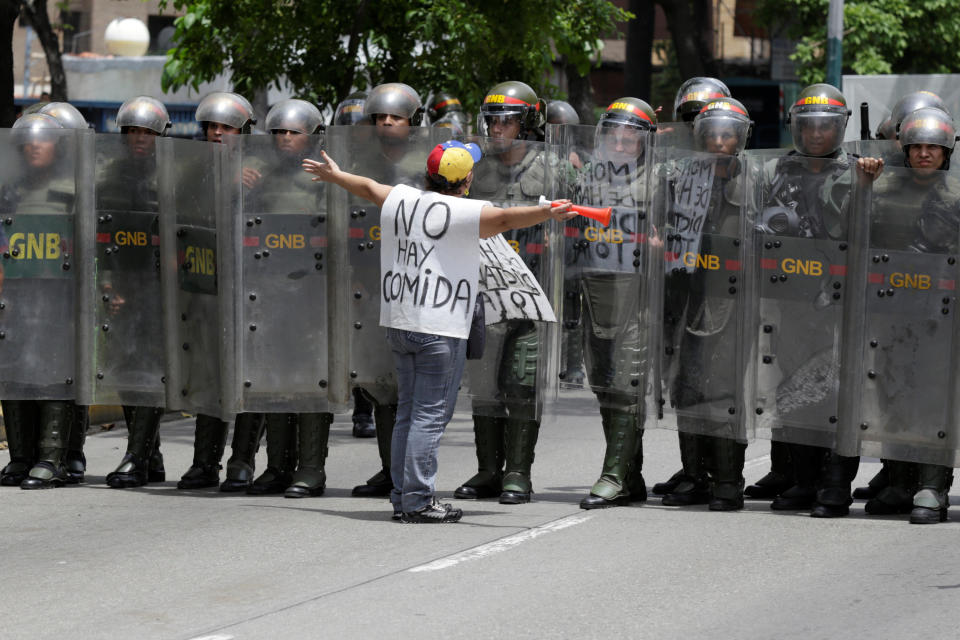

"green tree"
[159, 0, 630, 120]
[759, 0, 960, 86]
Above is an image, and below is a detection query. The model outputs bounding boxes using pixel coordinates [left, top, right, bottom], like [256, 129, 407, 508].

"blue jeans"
[386, 328, 467, 513]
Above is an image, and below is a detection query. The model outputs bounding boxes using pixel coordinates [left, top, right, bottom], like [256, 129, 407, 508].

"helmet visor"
[790, 112, 845, 156]
[693, 114, 750, 154]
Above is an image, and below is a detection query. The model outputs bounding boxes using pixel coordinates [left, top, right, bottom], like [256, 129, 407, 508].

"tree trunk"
[657, 0, 714, 80]
[565, 59, 596, 125]
[624, 0, 655, 101]
[19, 0, 66, 101]
[0, 1, 19, 127]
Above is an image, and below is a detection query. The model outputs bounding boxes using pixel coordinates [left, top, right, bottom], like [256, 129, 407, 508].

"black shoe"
[579, 493, 631, 509]
[865, 496, 913, 515]
[852, 486, 878, 500]
[219, 478, 252, 492]
[401, 498, 462, 523]
[709, 496, 744, 511]
[246, 468, 292, 495]
[352, 469, 392, 497]
[106, 453, 149, 489]
[352, 416, 375, 438]
[770, 485, 816, 510]
[20, 462, 67, 490]
[1, 460, 32, 487]
[177, 464, 220, 490]
[745, 471, 792, 499]
[148, 450, 166, 483]
[64, 451, 86, 484]
[810, 502, 849, 518]
[661, 481, 710, 507]
[652, 469, 685, 496]
[499, 490, 531, 504]
[910, 506, 948, 524]
[453, 483, 500, 499]
[284, 482, 326, 498]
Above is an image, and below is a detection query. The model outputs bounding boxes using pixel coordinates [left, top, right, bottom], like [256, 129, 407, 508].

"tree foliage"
[759, 0, 960, 86]
[159, 0, 630, 114]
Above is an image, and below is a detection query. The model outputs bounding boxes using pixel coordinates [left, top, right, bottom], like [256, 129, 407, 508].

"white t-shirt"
[379, 184, 489, 339]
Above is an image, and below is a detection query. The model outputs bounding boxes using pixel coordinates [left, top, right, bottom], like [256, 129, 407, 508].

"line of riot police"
[2, 80, 958, 527]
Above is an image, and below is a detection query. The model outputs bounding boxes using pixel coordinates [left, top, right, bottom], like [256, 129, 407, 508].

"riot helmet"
[363, 83, 423, 125]
[477, 80, 545, 139]
[116, 96, 171, 135]
[12, 113, 65, 170]
[875, 117, 895, 141]
[595, 97, 656, 163]
[674, 77, 731, 122]
[425, 91, 465, 124]
[39, 102, 88, 129]
[432, 113, 465, 138]
[546, 100, 580, 125]
[693, 97, 752, 154]
[333, 91, 367, 126]
[265, 99, 324, 135]
[890, 90, 947, 132]
[787, 83, 850, 157]
[899, 107, 958, 170]
[196, 91, 256, 136]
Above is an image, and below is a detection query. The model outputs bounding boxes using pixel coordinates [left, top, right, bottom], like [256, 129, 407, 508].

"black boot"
[500, 417, 540, 504]
[220, 413, 266, 492]
[580, 408, 642, 509]
[454, 415, 505, 499]
[352, 401, 395, 497]
[64, 405, 88, 484]
[771, 443, 826, 510]
[853, 462, 889, 500]
[709, 435, 746, 511]
[107, 406, 163, 488]
[249, 413, 298, 495]
[910, 464, 953, 524]
[21, 401, 72, 490]
[662, 428, 710, 506]
[148, 429, 166, 483]
[745, 439, 793, 499]
[811, 452, 858, 518]
[177, 414, 228, 490]
[1, 400, 39, 487]
[351, 388, 375, 438]
[865, 460, 917, 515]
[285, 412, 331, 498]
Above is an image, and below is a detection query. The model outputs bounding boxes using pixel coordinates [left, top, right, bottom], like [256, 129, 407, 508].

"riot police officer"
[673, 77, 731, 123]
[178, 91, 263, 491]
[0, 113, 83, 489]
[349, 82, 424, 499]
[425, 91, 469, 131]
[546, 100, 580, 126]
[333, 91, 368, 127]
[454, 80, 552, 504]
[98, 96, 171, 488]
[661, 98, 753, 509]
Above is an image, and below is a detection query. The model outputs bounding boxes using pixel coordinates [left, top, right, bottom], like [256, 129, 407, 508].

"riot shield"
[218, 134, 331, 413]
[324, 125, 438, 407]
[540, 123, 655, 421]
[742, 148, 856, 449]
[839, 163, 960, 466]
[158, 137, 227, 417]
[657, 143, 750, 442]
[455, 134, 560, 422]
[0, 128, 89, 400]
[77, 133, 165, 407]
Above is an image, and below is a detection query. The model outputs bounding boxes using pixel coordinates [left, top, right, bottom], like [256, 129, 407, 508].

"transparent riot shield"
[0, 128, 88, 399]
[218, 134, 331, 414]
[540, 123, 655, 423]
[838, 163, 960, 467]
[158, 137, 226, 418]
[657, 144, 750, 442]
[324, 125, 438, 407]
[454, 134, 560, 422]
[742, 148, 856, 449]
[77, 133, 165, 407]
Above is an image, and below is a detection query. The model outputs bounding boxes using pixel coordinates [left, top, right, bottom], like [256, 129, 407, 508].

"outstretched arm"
[303, 151, 394, 208]
[478, 200, 576, 239]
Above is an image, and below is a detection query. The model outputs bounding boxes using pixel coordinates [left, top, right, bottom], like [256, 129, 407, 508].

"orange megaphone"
[539, 196, 612, 227]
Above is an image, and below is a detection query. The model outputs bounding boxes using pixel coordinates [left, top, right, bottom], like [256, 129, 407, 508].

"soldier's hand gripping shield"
[218, 131, 332, 413]
[741, 147, 856, 448]
[77, 132, 165, 406]
[837, 143, 960, 466]
[456, 131, 559, 421]
[542, 121, 656, 418]
[157, 137, 227, 417]
[0, 120, 87, 399]
[323, 124, 438, 407]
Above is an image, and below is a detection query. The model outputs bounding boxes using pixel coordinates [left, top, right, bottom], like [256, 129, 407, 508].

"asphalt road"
[2, 396, 959, 640]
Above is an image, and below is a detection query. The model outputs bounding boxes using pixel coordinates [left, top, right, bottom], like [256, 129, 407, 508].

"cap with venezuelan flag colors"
[426, 140, 483, 185]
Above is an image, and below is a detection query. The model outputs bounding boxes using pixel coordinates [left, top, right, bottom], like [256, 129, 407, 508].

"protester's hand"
[241, 167, 262, 189]
[857, 156, 884, 181]
[303, 151, 340, 182]
[544, 199, 577, 222]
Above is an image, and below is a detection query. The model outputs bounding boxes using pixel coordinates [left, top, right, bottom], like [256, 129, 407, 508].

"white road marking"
[187, 635, 234, 640]
[409, 512, 594, 573]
